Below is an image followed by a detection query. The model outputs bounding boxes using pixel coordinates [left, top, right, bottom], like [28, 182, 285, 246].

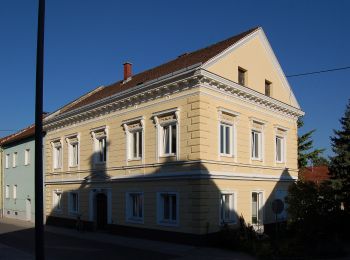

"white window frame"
[5, 185, 10, 199]
[66, 134, 80, 168]
[13, 185, 17, 199]
[68, 191, 79, 215]
[275, 135, 285, 163]
[251, 130, 262, 160]
[5, 154, 9, 169]
[157, 192, 179, 226]
[12, 152, 17, 168]
[52, 140, 63, 170]
[24, 149, 30, 166]
[91, 127, 108, 165]
[251, 191, 264, 226]
[122, 117, 145, 162]
[52, 190, 63, 213]
[153, 108, 180, 162]
[220, 192, 237, 225]
[160, 123, 177, 157]
[219, 123, 234, 157]
[125, 192, 144, 223]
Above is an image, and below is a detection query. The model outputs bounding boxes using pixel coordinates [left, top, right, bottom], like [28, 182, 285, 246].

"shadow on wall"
[46, 138, 294, 243]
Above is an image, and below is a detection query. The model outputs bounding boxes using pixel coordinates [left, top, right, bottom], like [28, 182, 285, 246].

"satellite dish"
[272, 199, 284, 214]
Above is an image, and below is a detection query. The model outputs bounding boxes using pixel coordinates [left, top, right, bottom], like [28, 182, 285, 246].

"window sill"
[68, 165, 79, 169]
[251, 158, 263, 162]
[221, 220, 237, 226]
[160, 154, 176, 158]
[126, 218, 144, 224]
[275, 161, 285, 164]
[128, 158, 142, 162]
[220, 154, 234, 158]
[157, 220, 179, 227]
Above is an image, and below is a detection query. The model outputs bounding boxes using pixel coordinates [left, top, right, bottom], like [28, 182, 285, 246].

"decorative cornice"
[44, 67, 303, 132]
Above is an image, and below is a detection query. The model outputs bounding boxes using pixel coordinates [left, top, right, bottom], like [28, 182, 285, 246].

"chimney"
[123, 62, 132, 81]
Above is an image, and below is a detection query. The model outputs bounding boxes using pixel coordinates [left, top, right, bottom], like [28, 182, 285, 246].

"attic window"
[238, 67, 247, 86]
[136, 82, 143, 86]
[265, 80, 272, 97]
[178, 52, 189, 58]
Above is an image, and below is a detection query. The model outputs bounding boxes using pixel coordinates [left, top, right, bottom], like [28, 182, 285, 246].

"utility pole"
[35, 0, 45, 259]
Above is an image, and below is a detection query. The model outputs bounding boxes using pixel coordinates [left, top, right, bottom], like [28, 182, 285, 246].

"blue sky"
[0, 0, 349, 156]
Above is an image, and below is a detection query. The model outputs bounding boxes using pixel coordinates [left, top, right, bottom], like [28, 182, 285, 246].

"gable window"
[126, 192, 144, 223]
[52, 141, 62, 170]
[251, 130, 262, 160]
[66, 135, 79, 168]
[13, 185, 17, 199]
[157, 192, 178, 226]
[220, 193, 236, 224]
[153, 108, 179, 160]
[252, 192, 263, 225]
[276, 136, 284, 163]
[91, 127, 108, 164]
[12, 152, 17, 168]
[123, 117, 144, 161]
[53, 190, 62, 212]
[5, 185, 9, 199]
[5, 154, 9, 169]
[68, 192, 79, 214]
[265, 80, 272, 97]
[24, 149, 30, 165]
[238, 67, 247, 85]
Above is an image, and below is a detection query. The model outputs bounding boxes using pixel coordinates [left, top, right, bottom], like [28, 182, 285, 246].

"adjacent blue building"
[1, 126, 36, 222]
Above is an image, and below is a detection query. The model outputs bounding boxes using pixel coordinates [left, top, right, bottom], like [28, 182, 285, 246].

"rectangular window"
[98, 137, 107, 163]
[276, 136, 284, 163]
[265, 80, 271, 97]
[69, 192, 79, 214]
[5, 154, 9, 169]
[5, 185, 9, 199]
[126, 192, 143, 222]
[53, 190, 62, 212]
[13, 185, 17, 199]
[130, 130, 142, 159]
[252, 192, 263, 225]
[220, 123, 233, 156]
[251, 130, 262, 160]
[24, 149, 30, 165]
[162, 124, 177, 156]
[220, 193, 236, 224]
[158, 192, 178, 225]
[53, 143, 62, 169]
[238, 67, 247, 85]
[12, 152, 17, 168]
[69, 142, 79, 167]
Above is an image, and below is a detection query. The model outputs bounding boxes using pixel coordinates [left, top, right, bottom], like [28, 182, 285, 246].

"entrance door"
[26, 199, 31, 221]
[96, 193, 107, 229]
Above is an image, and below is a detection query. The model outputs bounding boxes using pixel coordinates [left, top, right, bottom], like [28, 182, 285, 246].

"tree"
[329, 99, 350, 210]
[298, 118, 324, 168]
[312, 156, 330, 166]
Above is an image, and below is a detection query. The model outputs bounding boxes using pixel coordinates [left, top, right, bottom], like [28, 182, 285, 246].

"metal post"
[35, 0, 45, 259]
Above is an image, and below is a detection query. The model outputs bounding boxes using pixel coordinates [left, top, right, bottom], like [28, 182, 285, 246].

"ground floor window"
[53, 190, 62, 212]
[68, 192, 79, 214]
[252, 191, 263, 225]
[157, 192, 178, 225]
[220, 193, 236, 224]
[126, 192, 143, 223]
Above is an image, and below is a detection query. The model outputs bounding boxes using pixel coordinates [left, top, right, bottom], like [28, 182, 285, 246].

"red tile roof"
[0, 125, 35, 146]
[58, 27, 260, 115]
[300, 166, 330, 184]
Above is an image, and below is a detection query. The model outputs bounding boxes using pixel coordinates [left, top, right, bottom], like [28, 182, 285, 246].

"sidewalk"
[0, 218, 255, 259]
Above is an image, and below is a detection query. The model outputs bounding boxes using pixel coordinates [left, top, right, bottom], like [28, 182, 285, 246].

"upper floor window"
[250, 119, 265, 161]
[126, 192, 144, 223]
[91, 127, 108, 164]
[13, 185, 17, 199]
[252, 191, 263, 225]
[52, 141, 62, 170]
[66, 135, 79, 167]
[275, 127, 287, 163]
[220, 193, 236, 224]
[5, 154, 9, 169]
[123, 117, 144, 161]
[5, 185, 9, 199]
[153, 108, 179, 160]
[220, 123, 233, 156]
[12, 152, 17, 168]
[157, 192, 178, 226]
[251, 130, 262, 160]
[265, 80, 272, 97]
[24, 149, 30, 165]
[238, 67, 247, 86]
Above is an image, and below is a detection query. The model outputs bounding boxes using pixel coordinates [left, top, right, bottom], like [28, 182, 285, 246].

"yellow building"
[44, 27, 304, 236]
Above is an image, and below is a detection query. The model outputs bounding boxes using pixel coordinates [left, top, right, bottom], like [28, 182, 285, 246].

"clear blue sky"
[0, 0, 349, 156]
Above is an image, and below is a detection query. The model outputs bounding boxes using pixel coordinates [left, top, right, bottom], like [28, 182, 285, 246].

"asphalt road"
[0, 220, 176, 260]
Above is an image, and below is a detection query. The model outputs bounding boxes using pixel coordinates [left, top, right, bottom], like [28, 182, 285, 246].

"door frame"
[88, 188, 112, 224]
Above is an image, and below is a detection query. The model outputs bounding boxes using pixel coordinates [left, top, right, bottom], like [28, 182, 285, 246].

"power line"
[286, 66, 350, 78]
[0, 130, 17, 132]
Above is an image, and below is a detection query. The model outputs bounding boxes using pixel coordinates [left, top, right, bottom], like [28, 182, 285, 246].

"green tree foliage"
[312, 156, 330, 166]
[297, 118, 324, 168]
[329, 99, 350, 210]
